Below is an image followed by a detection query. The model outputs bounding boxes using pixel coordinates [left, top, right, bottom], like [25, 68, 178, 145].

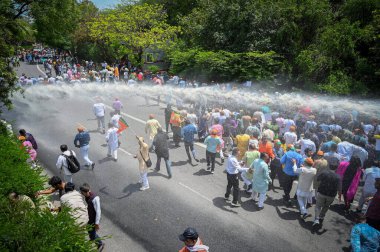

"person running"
[204, 129, 222, 174]
[224, 148, 249, 207]
[74, 126, 95, 169]
[181, 120, 199, 164]
[251, 152, 272, 209]
[80, 183, 105, 251]
[153, 128, 172, 178]
[178, 227, 209, 252]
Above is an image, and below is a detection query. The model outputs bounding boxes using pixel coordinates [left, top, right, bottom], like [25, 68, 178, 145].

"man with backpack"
[56, 144, 80, 183]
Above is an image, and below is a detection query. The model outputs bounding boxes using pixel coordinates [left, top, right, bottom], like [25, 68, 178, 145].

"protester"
[350, 217, 380, 252]
[19, 129, 38, 150]
[281, 144, 304, 205]
[337, 156, 363, 212]
[178, 227, 209, 252]
[181, 120, 199, 164]
[204, 129, 222, 174]
[61, 182, 88, 226]
[366, 178, 380, 231]
[153, 127, 172, 178]
[112, 98, 123, 115]
[145, 114, 161, 151]
[251, 152, 272, 209]
[357, 161, 380, 212]
[74, 126, 95, 169]
[80, 183, 105, 251]
[224, 148, 249, 207]
[56, 144, 76, 183]
[135, 136, 150, 191]
[293, 158, 317, 219]
[93, 99, 106, 134]
[106, 123, 119, 161]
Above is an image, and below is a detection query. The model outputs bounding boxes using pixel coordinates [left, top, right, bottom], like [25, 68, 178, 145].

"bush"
[169, 48, 284, 82]
[0, 123, 94, 251]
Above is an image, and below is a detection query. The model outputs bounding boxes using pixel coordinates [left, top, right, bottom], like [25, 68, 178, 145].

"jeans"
[80, 144, 93, 166]
[155, 156, 172, 177]
[225, 173, 239, 204]
[64, 174, 73, 183]
[315, 192, 335, 220]
[88, 225, 103, 248]
[206, 150, 216, 171]
[282, 174, 297, 201]
[97, 116, 105, 130]
[252, 191, 267, 208]
[139, 171, 149, 188]
[172, 126, 181, 145]
[184, 141, 197, 161]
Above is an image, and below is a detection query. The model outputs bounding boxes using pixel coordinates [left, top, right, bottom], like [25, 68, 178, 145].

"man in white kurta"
[106, 123, 119, 161]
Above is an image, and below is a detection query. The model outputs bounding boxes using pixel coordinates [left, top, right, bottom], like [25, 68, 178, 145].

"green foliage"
[318, 70, 368, 95]
[146, 65, 161, 73]
[31, 0, 80, 50]
[89, 3, 180, 66]
[169, 48, 284, 82]
[0, 124, 94, 251]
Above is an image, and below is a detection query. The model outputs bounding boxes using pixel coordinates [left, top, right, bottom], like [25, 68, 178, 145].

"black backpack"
[62, 151, 80, 173]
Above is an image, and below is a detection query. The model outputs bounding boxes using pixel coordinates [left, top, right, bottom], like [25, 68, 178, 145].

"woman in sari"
[336, 156, 362, 212]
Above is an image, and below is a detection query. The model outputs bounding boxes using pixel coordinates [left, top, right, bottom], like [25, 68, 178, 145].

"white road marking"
[36, 63, 47, 76]
[178, 182, 212, 203]
[119, 147, 133, 156]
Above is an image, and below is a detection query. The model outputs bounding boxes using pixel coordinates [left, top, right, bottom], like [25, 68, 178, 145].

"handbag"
[140, 151, 152, 168]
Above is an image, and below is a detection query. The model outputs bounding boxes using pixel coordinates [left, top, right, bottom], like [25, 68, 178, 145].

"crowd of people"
[12, 55, 380, 251]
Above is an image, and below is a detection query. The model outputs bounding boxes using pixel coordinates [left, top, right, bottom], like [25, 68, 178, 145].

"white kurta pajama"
[106, 127, 119, 160]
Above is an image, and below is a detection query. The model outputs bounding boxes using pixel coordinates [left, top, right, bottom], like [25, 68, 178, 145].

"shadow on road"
[98, 156, 114, 164]
[212, 197, 238, 214]
[117, 183, 141, 199]
[148, 170, 170, 179]
[193, 169, 211, 176]
[171, 160, 188, 167]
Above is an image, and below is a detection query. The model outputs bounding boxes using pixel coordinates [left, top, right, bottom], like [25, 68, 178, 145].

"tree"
[31, 0, 80, 50]
[89, 3, 180, 66]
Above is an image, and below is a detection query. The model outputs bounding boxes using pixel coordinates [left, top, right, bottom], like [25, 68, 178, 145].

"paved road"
[3, 63, 354, 252]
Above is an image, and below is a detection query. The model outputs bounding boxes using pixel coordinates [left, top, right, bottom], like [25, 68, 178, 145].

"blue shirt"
[280, 150, 304, 176]
[181, 124, 197, 143]
[74, 131, 90, 147]
[351, 223, 380, 252]
[321, 141, 334, 153]
[204, 136, 221, 153]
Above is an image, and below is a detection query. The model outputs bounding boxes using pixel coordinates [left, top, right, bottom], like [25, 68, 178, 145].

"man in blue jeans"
[74, 126, 95, 170]
[80, 183, 104, 251]
[181, 120, 199, 164]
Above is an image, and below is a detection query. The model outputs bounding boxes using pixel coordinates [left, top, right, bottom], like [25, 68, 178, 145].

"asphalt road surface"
[3, 63, 354, 252]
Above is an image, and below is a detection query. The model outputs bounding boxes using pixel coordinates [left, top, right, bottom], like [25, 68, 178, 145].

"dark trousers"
[282, 173, 297, 201]
[155, 155, 172, 177]
[172, 126, 181, 145]
[165, 121, 172, 133]
[184, 141, 195, 161]
[225, 173, 239, 204]
[206, 150, 216, 170]
[88, 225, 103, 248]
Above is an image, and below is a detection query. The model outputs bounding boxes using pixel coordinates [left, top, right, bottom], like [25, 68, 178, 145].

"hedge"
[168, 48, 284, 82]
[0, 123, 94, 251]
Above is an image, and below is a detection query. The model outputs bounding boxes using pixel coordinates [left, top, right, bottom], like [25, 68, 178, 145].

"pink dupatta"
[336, 161, 362, 202]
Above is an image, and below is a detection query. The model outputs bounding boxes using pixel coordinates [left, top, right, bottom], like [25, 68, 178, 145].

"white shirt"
[92, 195, 101, 225]
[363, 167, 380, 194]
[106, 127, 119, 150]
[111, 114, 121, 128]
[284, 119, 295, 133]
[284, 131, 297, 145]
[93, 103, 105, 117]
[56, 150, 76, 175]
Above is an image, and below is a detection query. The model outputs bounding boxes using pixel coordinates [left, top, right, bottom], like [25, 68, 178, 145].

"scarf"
[186, 238, 209, 252]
